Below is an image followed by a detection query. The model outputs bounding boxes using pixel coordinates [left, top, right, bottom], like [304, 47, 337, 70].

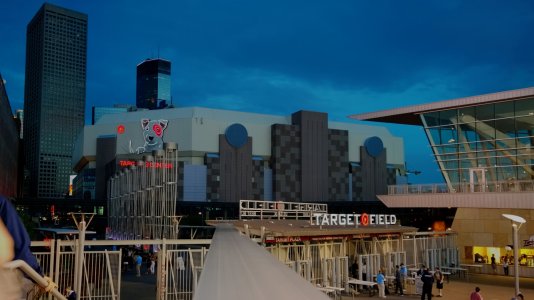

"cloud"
[3, 0, 534, 184]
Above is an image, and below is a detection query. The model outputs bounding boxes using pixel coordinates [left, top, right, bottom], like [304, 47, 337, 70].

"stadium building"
[72, 107, 454, 226]
[351, 87, 534, 276]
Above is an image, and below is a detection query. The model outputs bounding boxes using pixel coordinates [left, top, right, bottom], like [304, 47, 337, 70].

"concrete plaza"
[120, 270, 534, 300]
[343, 273, 534, 300]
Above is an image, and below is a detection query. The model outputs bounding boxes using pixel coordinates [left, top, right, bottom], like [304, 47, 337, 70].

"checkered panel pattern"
[251, 160, 264, 200]
[328, 129, 349, 201]
[205, 156, 220, 201]
[352, 165, 363, 201]
[271, 124, 301, 202]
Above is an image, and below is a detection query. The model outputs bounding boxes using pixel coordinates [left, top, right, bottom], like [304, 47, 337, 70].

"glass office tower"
[24, 3, 87, 198]
[136, 58, 171, 110]
[421, 97, 534, 187]
[91, 104, 136, 125]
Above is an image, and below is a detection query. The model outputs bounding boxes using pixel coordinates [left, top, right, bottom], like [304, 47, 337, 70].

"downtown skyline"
[1, 0, 534, 183]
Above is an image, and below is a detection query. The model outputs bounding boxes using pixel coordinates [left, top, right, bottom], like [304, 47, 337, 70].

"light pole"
[502, 213, 526, 297]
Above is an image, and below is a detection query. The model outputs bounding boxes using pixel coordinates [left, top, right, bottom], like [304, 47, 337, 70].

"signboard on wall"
[118, 160, 173, 169]
[312, 213, 397, 226]
[127, 118, 169, 154]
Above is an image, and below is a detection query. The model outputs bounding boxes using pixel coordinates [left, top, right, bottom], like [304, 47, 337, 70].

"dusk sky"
[1, 0, 534, 183]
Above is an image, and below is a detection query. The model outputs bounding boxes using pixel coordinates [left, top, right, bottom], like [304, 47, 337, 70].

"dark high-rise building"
[91, 104, 137, 125]
[15, 110, 24, 139]
[136, 58, 171, 109]
[0, 74, 20, 198]
[24, 3, 87, 198]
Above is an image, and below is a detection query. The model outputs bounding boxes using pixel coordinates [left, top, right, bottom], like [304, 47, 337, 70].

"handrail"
[3, 259, 67, 300]
[388, 179, 534, 195]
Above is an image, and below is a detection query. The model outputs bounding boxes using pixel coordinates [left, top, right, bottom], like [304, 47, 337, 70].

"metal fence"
[27, 232, 456, 299]
[30, 239, 210, 300]
[264, 232, 458, 292]
[402, 232, 458, 268]
[266, 242, 345, 287]
[164, 248, 208, 300]
[108, 142, 180, 240]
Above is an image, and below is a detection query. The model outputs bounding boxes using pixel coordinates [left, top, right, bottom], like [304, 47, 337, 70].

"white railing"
[3, 259, 67, 300]
[30, 239, 211, 300]
[388, 180, 534, 195]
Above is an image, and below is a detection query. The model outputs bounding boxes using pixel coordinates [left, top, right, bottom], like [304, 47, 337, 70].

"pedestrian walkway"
[118, 263, 534, 300]
[340, 273, 534, 300]
[120, 266, 157, 299]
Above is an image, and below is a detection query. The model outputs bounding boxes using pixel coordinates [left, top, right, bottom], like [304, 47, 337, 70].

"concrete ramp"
[193, 224, 329, 300]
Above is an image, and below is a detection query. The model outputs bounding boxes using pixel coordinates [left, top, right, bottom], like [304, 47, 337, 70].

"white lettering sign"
[313, 213, 397, 226]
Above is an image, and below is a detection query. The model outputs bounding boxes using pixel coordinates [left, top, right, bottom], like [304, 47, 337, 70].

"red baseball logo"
[361, 213, 369, 226]
[153, 124, 163, 137]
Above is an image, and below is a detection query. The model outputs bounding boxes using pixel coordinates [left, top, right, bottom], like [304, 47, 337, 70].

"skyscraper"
[136, 58, 171, 109]
[15, 110, 24, 139]
[24, 3, 87, 198]
[91, 104, 136, 125]
[0, 74, 20, 198]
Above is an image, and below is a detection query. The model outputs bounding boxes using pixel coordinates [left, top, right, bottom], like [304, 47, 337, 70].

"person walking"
[491, 254, 497, 273]
[362, 261, 368, 281]
[377, 269, 386, 298]
[395, 265, 404, 296]
[417, 264, 426, 276]
[135, 254, 142, 277]
[421, 267, 434, 300]
[433, 267, 444, 297]
[350, 260, 358, 278]
[150, 254, 156, 275]
[400, 263, 408, 289]
[470, 287, 483, 300]
[503, 259, 509, 276]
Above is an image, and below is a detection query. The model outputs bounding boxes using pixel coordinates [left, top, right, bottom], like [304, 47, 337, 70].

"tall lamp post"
[502, 213, 526, 297]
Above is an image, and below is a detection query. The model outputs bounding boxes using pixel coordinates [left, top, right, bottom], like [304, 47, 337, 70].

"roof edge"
[348, 87, 534, 126]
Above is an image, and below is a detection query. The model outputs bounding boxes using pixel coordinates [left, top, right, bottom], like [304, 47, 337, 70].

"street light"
[502, 213, 526, 297]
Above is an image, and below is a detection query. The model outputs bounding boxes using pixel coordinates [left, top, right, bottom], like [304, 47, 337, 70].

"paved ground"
[120, 267, 158, 299]
[342, 273, 534, 300]
[118, 269, 534, 299]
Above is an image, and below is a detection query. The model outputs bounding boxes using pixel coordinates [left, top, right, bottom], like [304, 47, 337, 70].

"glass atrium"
[422, 98, 534, 188]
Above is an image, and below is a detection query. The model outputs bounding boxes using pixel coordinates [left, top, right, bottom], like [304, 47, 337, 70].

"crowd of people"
[122, 247, 158, 277]
[349, 258, 531, 300]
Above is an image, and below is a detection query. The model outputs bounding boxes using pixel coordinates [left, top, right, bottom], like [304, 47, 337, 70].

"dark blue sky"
[1, 0, 534, 183]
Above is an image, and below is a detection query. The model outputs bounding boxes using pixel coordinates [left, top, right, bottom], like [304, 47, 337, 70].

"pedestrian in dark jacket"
[395, 265, 404, 295]
[421, 268, 434, 300]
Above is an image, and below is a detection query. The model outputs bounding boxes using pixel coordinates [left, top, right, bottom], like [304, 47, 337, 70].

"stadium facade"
[351, 87, 534, 274]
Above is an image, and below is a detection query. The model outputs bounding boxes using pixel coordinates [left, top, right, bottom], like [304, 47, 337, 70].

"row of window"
[426, 119, 534, 145]
[423, 98, 534, 127]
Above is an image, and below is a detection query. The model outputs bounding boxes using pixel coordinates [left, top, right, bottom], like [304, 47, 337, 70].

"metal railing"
[29, 239, 211, 300]
[108, 142, 180, 240]
[388, 179, 534, 195]
[3, 259, 67, 300]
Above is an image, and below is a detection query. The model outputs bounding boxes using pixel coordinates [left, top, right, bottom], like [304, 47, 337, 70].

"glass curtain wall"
[421, 98, 534, 188]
